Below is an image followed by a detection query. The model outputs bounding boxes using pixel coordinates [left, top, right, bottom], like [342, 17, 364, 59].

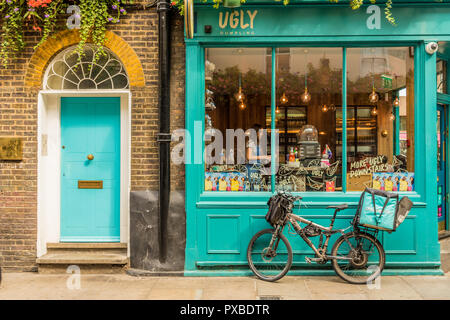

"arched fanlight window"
[44, 45, 129, 90]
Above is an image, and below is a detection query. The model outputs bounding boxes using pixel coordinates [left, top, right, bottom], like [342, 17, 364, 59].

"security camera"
[426, 42, 439, 55]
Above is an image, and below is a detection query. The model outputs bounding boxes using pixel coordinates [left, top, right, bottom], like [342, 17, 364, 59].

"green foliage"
[0, 0, 133, 67]
[207, 59, 404, 102]
[173, 0, 397, 26]
[0, 1, 26, 68]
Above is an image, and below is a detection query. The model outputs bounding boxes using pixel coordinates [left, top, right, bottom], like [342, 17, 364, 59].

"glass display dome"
[297, 125, 319, 143]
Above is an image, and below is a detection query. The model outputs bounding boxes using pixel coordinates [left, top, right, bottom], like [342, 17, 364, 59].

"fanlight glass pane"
[44, 45, 129, 90]
[46, 75, 63, 89]
[97, 79, 113, 89]
[112, 74, 128, 89]
[79, 79, 96, 89]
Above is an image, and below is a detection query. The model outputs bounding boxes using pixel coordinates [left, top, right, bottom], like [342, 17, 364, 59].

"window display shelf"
[265, 105, 307, 159]
[336, 105, 378, 161]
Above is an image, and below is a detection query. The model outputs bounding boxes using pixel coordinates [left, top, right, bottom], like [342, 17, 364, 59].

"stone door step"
[37, 243, 129, 274]
[37, 253, 128, 265]
[45, 243, 128, 255]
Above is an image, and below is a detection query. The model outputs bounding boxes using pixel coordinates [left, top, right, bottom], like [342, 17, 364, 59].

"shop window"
[44, 45, 129, 90]
[204, 48, 272, 192]
[203, 46, 415, 194]
[437, 59, 447, 94]
[346, 47, 415, 192]
[274, 48, 343, 192]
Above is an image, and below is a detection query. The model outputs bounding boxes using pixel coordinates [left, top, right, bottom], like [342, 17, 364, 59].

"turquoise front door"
[60, 97, 121, 242]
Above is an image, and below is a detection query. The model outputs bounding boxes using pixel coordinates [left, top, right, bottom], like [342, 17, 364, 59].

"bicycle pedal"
[305, 257, 312, 264]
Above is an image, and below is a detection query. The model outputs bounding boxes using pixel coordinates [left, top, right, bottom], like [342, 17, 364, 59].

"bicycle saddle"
[327, 204, 348, 211]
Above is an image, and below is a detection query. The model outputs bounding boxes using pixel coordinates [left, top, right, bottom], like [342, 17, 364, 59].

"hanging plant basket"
[223, 0, 242, 8]
[0, 0, 133, 68]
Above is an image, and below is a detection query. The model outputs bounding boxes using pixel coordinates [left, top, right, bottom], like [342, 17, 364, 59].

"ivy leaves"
[0, 0, 133, 67]
[176, 0, 397, 26]
[350, 0, 396, 25]
[0, 1, 26, 67]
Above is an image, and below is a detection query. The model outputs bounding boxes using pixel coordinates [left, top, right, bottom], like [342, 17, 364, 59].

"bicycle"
[247, 191, 385, 284]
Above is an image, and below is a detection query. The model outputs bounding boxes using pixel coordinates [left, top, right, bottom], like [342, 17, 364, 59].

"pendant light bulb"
[235, 87, 245, 102]
[276, 106, 280, 114]
[393, 96, 400, 107]
[369, 88, 379, 104]
[389, 112, 396, 121]
[235, 73, 245, 102]
[239, 101, 246, 110]
[301, 88, 311, 104]
[321, 104, 328, 113]
[280, 93, 288, 104]
[371, 107, 378, 116]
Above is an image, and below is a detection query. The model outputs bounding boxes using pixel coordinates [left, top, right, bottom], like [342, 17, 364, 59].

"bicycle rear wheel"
[247, 228, 293, 282]
[331, 232, 385, 284]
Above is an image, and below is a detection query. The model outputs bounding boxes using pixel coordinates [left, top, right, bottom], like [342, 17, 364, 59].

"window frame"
[196, 43, 425, 205]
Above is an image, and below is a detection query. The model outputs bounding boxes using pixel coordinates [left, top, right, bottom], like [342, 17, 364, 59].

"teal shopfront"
[183, 1, 450, 276]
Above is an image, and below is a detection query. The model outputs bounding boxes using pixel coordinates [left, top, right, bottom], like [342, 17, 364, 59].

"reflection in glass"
[203, 46, 416, 194]
[346, 47, 414, 192]
[275, 48, 343, 192]
[204, 48, 272, 192]
[437, 59, 447, 94]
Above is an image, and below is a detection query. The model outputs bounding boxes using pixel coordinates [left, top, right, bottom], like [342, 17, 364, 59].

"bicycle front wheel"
[247, 228, 293, 282]
[331, 232, 385, 284]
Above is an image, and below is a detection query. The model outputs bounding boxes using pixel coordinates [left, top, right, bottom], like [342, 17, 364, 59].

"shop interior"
[204, 47, 414, 193]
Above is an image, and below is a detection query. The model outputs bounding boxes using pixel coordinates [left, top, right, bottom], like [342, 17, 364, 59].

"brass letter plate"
[0, 138, 23, 160]
[78, 180, 103, 189]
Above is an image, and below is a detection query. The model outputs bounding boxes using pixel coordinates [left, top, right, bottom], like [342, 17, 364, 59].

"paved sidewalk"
[0, 272, 449, 300]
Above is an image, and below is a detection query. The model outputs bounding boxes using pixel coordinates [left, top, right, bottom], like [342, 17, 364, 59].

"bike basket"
[265, 195, 289, 226]
[355, 188, 399, 231]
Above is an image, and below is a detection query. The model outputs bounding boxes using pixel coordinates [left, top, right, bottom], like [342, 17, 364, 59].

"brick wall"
[0, 84, 39, 272]
[0, 6, 186, 271]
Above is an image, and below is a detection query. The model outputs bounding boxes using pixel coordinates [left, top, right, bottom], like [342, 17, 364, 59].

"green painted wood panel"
[184, 6, 443, 276]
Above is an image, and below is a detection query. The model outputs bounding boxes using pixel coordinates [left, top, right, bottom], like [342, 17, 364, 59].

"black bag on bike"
[265, 195, 288, 226]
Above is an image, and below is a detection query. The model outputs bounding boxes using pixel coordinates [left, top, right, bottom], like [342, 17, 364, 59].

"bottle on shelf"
[289, 147, 295, 163]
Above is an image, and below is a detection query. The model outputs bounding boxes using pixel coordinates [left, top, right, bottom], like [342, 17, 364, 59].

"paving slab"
[400, 275, 450, 300]
[0, 273, 449, 300]
[256, 277, 311, 300]
[357, 276, 423, 300]
[151, 277, 256, 290]
[198, 277, 258, 300]
[303, 277, 370, 300]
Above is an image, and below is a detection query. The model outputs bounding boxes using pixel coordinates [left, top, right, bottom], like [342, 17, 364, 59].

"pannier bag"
[265, 195, 289, 226]
[356, 188, 400, 231]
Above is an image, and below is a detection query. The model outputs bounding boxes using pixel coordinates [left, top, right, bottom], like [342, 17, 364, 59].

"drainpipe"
[156, 0, 171, 263]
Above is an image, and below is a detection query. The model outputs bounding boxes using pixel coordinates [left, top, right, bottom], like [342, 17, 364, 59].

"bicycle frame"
[287, 213, 348, 260]
[266, 195, 372, 263]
